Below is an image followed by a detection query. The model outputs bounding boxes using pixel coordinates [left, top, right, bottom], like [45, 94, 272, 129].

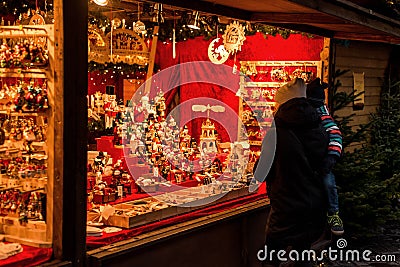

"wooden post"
[51, 1, 63, 259]
[59, 0, 88, 265]
[320, 37, 331, 104]
[145, 26, 159, 95]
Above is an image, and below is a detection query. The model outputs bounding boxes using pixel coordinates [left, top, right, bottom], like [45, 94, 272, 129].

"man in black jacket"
[254, 78, 328, 267]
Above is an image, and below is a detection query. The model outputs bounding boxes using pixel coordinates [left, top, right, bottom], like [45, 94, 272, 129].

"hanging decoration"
[152, 4, 164, 24]
[207, 37, 229, 64]
[133, 2, 146, 35]
[88, 61, 149, 73]
[88, 25, 149, 66]
[222, 21, 246, 55]
[172, 11, 176, 59]
[29, 12, 45, 25]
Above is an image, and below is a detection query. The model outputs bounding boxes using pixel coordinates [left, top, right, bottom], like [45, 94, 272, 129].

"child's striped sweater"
[317, 105, 343, 159]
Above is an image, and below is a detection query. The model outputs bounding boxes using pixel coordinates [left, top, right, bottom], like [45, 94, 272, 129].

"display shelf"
[0, 26, 49, 38]
[5, 235, 52, 248]
[0, 186, 46, 194]
[240, 60, 320, 67]
[0, 147, 19, 154]
[88, 183, 255, 229]
[0, 68, 48, 78]
[0, 111, 48, 116]
[0, 24, 53, 248]
[244, 101, 275, 106]
[238, 60, 322, 173]
[241, 81, 284, 88]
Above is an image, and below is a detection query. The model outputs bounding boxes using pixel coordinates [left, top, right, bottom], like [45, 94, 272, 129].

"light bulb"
[93, 0, 108, 6]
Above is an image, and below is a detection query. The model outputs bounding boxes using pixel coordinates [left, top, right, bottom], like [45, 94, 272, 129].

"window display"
[238, 61, 321, 172]
[86, 90, 256, 232]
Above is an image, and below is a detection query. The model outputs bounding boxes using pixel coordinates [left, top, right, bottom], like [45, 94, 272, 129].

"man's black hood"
[274, 97, 319, 129]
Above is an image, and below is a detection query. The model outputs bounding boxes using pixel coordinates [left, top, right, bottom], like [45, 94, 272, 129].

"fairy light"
[93, 0, 109, 7]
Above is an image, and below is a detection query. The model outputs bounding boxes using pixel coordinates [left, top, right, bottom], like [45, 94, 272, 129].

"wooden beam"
[251, 12, 345, 24]
[52, 0, 63, 260]
[145, 25, 159, 95]
[286, 0, 400, 37]
[266, 22, 335, 38]
[334, 32, 400, 44]
[335, 0, 400, 26]
[128, 0, 252, 21]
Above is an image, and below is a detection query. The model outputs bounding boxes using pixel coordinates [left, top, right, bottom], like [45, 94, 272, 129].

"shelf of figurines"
[0, 183, 48, 247]
[0, 148, 49, 247]
[87, 179, 254, 229]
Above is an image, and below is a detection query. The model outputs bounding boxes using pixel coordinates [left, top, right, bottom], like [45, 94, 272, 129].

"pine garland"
[0, 0, 52, 16]
[88, 13, 308, 43]
[88, 61, 149, 73]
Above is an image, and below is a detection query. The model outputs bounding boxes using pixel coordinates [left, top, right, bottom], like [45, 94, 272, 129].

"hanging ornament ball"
[29, 14, 46, 25]
[133, 20, 146, 35]
[112, 18, 122, 28]
[222, 21, 246, 55]
[208, 37, 229, 65]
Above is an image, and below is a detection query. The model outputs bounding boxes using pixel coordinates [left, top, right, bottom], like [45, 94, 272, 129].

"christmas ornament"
[222, 21, 246, 55]
[35, 84, 48, 110]
[133, 21, 146, 35]
[29, 13, 46, 25]
[24, 82, 37, 110]
[133, 3, 146, 35]
[112, 18, 122, 28]
[271, 67, 289, 82]
[14, 85, 25, 112]
[208, 37, 229, 64]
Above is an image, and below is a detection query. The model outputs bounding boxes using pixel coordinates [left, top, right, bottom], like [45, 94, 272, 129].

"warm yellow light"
[187, 12, 200, 30]
[93, 0, 108, 6]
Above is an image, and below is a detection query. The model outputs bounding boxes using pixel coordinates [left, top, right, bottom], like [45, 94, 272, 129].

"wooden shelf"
[0, 68, 48, 78]
[0, 147, 19, 154]
[240, 60, 320, 67]
[241, 81, 284, 88]
[0, 110, 48, 116]
[243, 101, 275, 106]
[0, 25, 49, 39]
[0, 185, 46, 194]
[5, 235, 52, 248]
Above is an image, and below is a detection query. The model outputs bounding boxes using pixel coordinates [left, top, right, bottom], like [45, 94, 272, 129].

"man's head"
[274, 77, 307, 106]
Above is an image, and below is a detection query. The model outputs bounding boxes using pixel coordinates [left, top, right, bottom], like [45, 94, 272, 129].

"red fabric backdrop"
[154, 33, 324, 141]
[87, 33, 324, 142]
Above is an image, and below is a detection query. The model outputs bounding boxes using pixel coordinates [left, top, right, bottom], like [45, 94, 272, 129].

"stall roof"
[146, 0, 400, 44]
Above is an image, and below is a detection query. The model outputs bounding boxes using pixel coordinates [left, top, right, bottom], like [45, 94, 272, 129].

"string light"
[93, 0, 109, 7]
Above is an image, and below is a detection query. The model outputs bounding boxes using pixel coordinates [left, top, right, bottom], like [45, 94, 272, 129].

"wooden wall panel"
[333, 40, 392, 132]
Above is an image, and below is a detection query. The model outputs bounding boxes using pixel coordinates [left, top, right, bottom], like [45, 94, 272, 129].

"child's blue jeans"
[323, 171, 339, 214]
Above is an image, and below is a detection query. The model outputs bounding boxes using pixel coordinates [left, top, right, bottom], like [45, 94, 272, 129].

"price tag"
[117, 185, 123, 197]
[153, 167, 159, 177]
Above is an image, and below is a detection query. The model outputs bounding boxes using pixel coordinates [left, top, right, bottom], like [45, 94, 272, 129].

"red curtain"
[155, 32, 324, 141]
[87, 33, 324, 141]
